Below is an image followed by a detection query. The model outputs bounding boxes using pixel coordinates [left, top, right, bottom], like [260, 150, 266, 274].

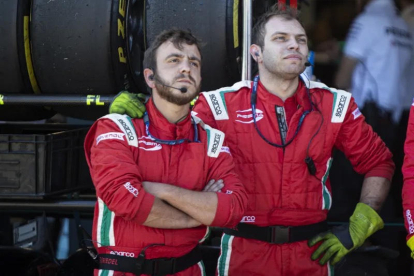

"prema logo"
[235, 109, 264, 124]
[124, 182, 139, 197]
[240, 216, 256, 223]
[406, 210, 414, 234]
[110, 251, 135, 258]
[138, 136, 162, 151]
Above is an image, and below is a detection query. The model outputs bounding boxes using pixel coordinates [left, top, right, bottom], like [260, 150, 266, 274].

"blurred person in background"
[335, 0, 412, 149]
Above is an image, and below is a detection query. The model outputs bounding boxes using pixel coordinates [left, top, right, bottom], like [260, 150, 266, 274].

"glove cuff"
[351, 203, 384, 236]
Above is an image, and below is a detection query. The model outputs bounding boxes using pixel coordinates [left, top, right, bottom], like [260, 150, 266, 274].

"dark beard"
[154, 74, 201, 106]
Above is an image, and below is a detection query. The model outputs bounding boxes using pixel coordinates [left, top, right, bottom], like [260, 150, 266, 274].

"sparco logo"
[124, 182, 139, 197]
[241, 216, 255, 222]
[209, 94, 222, 115]
[211, 133, 221, 154]
[335, 95, 347, 117]
[117, 119, 134, 141]
[406, 210, 414, 234]
[110, 251, 135, 258]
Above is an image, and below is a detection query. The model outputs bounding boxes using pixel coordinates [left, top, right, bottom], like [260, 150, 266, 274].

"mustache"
[173, 74, 196, 84]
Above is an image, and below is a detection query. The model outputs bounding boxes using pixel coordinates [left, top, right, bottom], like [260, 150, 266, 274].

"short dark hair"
[252, 6, 304, 48]
[143, 28, 202, 72]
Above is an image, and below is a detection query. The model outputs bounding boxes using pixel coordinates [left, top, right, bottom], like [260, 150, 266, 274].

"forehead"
[156, 41, 201, 60]
[264, 16, 306, 38]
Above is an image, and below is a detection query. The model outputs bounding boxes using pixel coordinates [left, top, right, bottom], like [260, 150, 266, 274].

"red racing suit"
[192, 76, 394, 276]
[84, 98, 247, 276]
[402, 102, 414, 246]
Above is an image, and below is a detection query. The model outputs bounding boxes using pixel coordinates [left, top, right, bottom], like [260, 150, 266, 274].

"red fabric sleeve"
[207, 143, 248, 228]
[84, 119, 155, 225]
[403, 105, 414, 240]
[192, 94, 219, 128]
[335, 98, 394, 181]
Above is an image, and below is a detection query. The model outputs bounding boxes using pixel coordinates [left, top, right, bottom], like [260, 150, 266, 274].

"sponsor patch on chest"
[138, 136, 162, 151]
[235, 108, 264, 124]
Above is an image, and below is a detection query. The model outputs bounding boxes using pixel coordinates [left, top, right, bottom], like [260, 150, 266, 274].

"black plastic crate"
[0, 126, 93, 198]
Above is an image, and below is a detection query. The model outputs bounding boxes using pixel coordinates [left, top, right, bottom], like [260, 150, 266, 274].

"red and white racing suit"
[402, 102, 414, 246]
[85, 98, 247, 276]
[192, 76, 394, 276]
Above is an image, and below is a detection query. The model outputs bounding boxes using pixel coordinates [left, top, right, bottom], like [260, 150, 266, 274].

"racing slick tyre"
[31, 0, 135, 120]
[145, 0, 241, 92]
[0, 0, 55, 121]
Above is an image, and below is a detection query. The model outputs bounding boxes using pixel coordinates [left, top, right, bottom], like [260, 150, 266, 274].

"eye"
[169, 58, 179, 63]
[191, 61, 199, 67]
[298, 38, 307, 44]
[275, 36, 286, 41]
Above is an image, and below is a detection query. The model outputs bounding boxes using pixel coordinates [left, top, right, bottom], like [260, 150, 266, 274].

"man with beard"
[109, 8, 394, 275]
[84, 29, 247, 276]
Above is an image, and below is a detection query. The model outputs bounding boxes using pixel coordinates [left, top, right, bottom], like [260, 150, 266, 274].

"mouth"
[284, 55, 302, 60]
[176, 79, 193, 85]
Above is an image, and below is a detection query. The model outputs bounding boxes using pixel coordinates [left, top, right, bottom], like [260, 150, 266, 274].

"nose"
[287, 37, 299, 50]
[180, 59, 191, 74]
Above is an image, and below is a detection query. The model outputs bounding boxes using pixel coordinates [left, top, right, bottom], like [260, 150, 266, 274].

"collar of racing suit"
[146, 97, 194, 140]
[256, 78, 312, 123]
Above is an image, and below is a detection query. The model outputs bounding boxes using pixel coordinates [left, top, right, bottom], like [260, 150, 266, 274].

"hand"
[109, 91, 147, 118]
[407, 236, 414, 259]
[308, 203, 384, 265]
[203, 179, 224, 193]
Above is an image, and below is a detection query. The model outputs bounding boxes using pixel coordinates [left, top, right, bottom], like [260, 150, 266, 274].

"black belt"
[98, 246, 202, 276]
[223, 221, 328, 244]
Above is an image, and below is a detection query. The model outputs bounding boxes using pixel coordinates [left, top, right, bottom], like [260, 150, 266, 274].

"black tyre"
[31, 0, 135, 120]
[0, 0, 55, 121]
[145, 0, 241, 92]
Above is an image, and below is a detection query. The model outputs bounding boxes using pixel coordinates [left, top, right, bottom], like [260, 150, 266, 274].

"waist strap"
[98, 245, 202, 276]
[223, 221, 328, 244]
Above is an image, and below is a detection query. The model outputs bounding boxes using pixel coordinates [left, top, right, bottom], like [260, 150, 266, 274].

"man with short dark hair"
[85, 29, 247, 276]
[110, 8, 394, 275]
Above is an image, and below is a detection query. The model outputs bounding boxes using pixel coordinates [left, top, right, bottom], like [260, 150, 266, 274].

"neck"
[152, 91, 189, 124]
[259, 68, 299, 102]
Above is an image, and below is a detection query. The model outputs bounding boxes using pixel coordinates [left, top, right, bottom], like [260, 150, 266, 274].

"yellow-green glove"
[407, 236, 414, 259]
[109, 91, 147, 118]
[308, 203, 384, 265]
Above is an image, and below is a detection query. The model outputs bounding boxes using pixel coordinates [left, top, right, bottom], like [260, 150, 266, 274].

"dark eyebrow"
[189, 55, 201, 64]
[165, 53, 201, 64]
[165, 53, 184, 60]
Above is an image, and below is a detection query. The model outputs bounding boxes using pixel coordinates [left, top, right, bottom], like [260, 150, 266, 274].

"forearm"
[158, 184, 218, 226]
[143, 197, 201, 229]
[360, 176, 391, 211]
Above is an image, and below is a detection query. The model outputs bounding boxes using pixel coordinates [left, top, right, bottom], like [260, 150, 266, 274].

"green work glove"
[109, 91, 147, 118]
[308, 203, 384, 266]
[406, 236, 414, 259]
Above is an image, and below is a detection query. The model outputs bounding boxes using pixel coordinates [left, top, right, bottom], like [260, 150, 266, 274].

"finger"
[308, 233, 327, 247]
[124, 101, 143, 118]
[319, 245, 339, 265]
[203, 179, 215, 191]
[311, 238, 336, 260]
[209, 183, 224, 192]
[330, 248, 346, 265]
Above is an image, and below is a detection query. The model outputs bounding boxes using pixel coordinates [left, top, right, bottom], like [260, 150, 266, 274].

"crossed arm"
[142, 180, 224, 228]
